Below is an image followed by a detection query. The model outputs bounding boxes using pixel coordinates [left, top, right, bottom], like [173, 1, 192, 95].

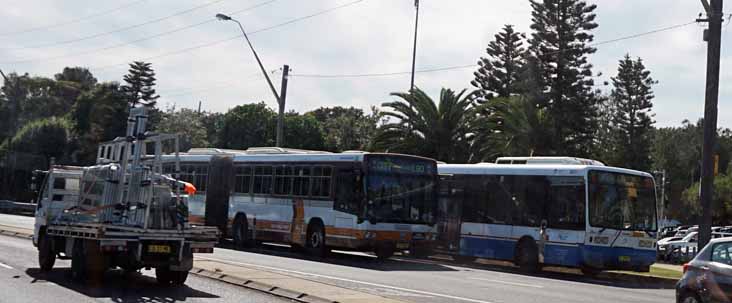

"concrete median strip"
[0, 224, 406, 303]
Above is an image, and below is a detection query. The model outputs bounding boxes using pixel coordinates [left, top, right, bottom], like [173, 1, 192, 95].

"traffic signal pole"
[699, 0, 723, 249]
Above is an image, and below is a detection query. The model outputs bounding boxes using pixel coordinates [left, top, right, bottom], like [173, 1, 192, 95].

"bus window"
[274, 166, 293, 195]
[546, 176, 585, 230]
[253, 166, 273, 194]
[335, 168, 361, 214]
[292, 166, 311, 197]
[234, 166, 252, 194]
[311, 166, 332, 198]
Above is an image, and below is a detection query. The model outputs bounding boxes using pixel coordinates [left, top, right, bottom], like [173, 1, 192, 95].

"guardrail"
[0, 200, 35, 216]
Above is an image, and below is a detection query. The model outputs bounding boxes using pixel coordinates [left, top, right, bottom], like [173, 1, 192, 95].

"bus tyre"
[375, 244, 395, 260]
[306, 221, 327, 258]
[71, 239, 87, 282]
[233, 215, 251, 249]
[38, 232, 55, 272]
[515, 239, 539, 273]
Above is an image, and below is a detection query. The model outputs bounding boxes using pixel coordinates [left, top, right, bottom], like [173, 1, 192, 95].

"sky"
[0, 0, 728, 128]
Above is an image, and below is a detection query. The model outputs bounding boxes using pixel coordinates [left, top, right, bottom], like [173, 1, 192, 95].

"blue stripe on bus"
[459, 236, 656, 270]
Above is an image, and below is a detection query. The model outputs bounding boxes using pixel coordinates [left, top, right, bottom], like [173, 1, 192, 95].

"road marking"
[468, 277, 544, 288]
[198, 256, 495, 303]
[0, 262, 13, 269]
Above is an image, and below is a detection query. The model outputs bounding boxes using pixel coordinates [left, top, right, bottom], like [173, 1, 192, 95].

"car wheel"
[679, 292, 701, 303]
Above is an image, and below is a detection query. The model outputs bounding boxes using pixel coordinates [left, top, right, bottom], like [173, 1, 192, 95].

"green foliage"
[372, 87, 476, 163]
[283, 112, 325, 150]
[71, 82, 128, 164]
[2, 117, 72, 164]
[122, 61, 159, 107]
[528, 0, 600, 157]
[682, 174, 732, 225]
[201, 111, 224, 147]
[156, 106, 210, 152]
[604, 54, 656, 171]
[473, 96, 552, 160]
[472, 24, 526, 101]
[308, 106, 380, 152]
[219, 102, 276, 149]
[54, 67, 97, 90]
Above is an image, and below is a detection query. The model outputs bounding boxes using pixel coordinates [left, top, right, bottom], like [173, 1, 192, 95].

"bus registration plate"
[618, 255, 631, 262]
[396, 242, 409, 249]
[148, 245, 171, 254]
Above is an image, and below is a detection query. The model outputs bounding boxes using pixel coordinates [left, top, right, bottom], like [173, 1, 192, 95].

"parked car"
[661, 226, 680, 239]
[676, 237, 732, 302]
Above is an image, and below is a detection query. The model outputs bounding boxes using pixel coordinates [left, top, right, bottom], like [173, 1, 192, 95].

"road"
[0, 214, 673, 303]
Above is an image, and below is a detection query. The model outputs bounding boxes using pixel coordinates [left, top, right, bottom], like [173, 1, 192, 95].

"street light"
[216, 13, 288, 147]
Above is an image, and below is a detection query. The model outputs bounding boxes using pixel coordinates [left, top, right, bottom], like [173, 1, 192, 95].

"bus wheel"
[71, 240, 87, 282]
[375, 244, 395, 260]
[306, 221, 326, 258]
[38, 232, 56, 272]
[233, 215, 250, 249]
[515, 239, 539, 273]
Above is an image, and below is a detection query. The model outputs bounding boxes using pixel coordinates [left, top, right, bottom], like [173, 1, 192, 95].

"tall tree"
[54, 67, 97, 90]
[122, 61, 159, 107]
[283, 112, 326, 151]
[308, 106, 381, 152]
[606, 54, 656, 170]
[219, 102, 276, 150]
[156, 106, 209, 152]
[372, 87, 476, 163]
[71, 82, 129, 164]
[528, 0, 599, 157]
[471, 24, 526, 101]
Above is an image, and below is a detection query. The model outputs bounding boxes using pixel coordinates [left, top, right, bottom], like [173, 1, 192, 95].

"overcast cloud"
[0, 0, 728, 127]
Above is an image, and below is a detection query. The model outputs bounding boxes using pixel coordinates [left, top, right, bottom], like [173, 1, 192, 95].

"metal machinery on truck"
[32, 107, 219, 285]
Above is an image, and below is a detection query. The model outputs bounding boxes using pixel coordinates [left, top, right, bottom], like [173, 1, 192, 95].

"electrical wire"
[0, 0, 279, 65]
[1, 0, 228, 50]
[0, 0, 148, 37]
[290, 20, 699, 79]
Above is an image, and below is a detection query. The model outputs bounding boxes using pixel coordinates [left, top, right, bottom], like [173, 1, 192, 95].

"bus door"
[437, 174, 462, 252]
[205, 155, 233, 236]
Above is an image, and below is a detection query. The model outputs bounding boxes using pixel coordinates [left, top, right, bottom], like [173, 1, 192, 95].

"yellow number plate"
[619, 255, 631, 262]
[396, 242, 410, 249]
[148, 245, 171, 254]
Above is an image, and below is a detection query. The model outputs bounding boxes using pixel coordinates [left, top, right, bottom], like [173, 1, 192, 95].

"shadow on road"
[25, 267, 219, 303]
[217, 240, 459, 272]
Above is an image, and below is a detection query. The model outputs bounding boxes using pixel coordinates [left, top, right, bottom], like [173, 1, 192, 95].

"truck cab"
[32, 166, 83, 246]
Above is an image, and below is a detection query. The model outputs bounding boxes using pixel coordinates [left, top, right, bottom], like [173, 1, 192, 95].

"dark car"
[676, 237, 732, 303]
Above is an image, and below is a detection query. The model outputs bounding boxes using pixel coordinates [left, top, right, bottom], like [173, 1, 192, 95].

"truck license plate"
[618, 255, 631, 262]
[148, 245, 171, 253]
[396, 242, 409, 249]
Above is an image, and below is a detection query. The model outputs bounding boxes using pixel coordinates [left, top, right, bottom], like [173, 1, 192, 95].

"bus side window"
[335, 168, 360, 214]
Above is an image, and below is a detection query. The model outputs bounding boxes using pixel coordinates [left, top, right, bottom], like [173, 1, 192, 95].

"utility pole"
[410, 0, 419, 92]
[698, 0, 723, 250]
[276, 65, 289, 147]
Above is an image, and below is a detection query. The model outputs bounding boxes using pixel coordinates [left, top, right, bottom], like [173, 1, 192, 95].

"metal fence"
[0, 200, 35, 216]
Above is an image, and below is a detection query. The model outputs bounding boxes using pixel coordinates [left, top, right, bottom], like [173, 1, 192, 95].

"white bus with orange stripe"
[162, 148, 439, 259]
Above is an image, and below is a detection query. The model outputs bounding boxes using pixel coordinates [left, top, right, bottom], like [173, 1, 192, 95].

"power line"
[1, 0, 279, 65]
[89, 0, 365, 71]
[290, 20, 698, 79]
[0, 0, 148, 37]
[1, 0, 228, 50]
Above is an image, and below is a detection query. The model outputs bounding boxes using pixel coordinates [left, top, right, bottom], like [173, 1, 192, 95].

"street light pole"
[216, 13, 288, 147]
[410, 0, 419, 92]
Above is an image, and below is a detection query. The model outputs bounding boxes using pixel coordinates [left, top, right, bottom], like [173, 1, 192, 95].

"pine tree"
[528, 0, 599, 157]
[122, 61, 159, 107]
[471, 24, 526, 102]
[607, 54, 656, 170]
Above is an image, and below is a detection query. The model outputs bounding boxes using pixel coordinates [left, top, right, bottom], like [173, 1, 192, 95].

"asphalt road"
[0, 214, 674, 303]
[0, 231, 288, 303]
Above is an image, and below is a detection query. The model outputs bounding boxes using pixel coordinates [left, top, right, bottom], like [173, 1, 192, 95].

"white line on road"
[0, 261, 13, 269]
[197, 256, 495, 303]
[469, 277, 544, 288]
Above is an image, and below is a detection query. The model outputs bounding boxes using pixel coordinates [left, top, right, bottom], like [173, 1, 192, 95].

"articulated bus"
[162, 148, 439, 259]
[436, 158, 657, 274]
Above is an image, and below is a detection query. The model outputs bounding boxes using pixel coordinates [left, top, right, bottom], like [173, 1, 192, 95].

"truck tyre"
[306, 221, 326, 258]
[233, 215, 251, 249]
[85, 240, 106, 282]
[71, 240, 87, 282]
[156, 268, 189, 286]
[515, 239, 539, 273]
[375, 244, 395, 260]
[38, 232, 56, 272]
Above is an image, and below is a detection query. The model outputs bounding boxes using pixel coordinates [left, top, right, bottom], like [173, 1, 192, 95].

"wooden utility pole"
[699, 0, 723, 250]
[276, 65, 289, 147]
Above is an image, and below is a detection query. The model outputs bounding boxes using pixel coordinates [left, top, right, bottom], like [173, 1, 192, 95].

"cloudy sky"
[0, 0, 728, 127]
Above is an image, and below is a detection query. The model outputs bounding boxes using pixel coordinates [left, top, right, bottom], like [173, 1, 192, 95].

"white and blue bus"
[436, 158, 657, 274]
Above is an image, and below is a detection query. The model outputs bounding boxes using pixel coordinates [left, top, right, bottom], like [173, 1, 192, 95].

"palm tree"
[371, 87, 476, 163]
[473, 96, 553, 160]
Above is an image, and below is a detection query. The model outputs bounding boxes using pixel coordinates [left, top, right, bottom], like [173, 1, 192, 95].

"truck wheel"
[156, 268, 188, 286]
[233, 215, 250, 249]
[375, 244, 395, 260]
[38, 233, 56, 272]
[306, 221, 326, 258]
[71, 240, 87, 282]
[170, 270, 189, 285]
[515, 239, 539, 273]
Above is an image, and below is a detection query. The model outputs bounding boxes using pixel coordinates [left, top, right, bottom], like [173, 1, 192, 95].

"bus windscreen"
[588, 170, 657, 232]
